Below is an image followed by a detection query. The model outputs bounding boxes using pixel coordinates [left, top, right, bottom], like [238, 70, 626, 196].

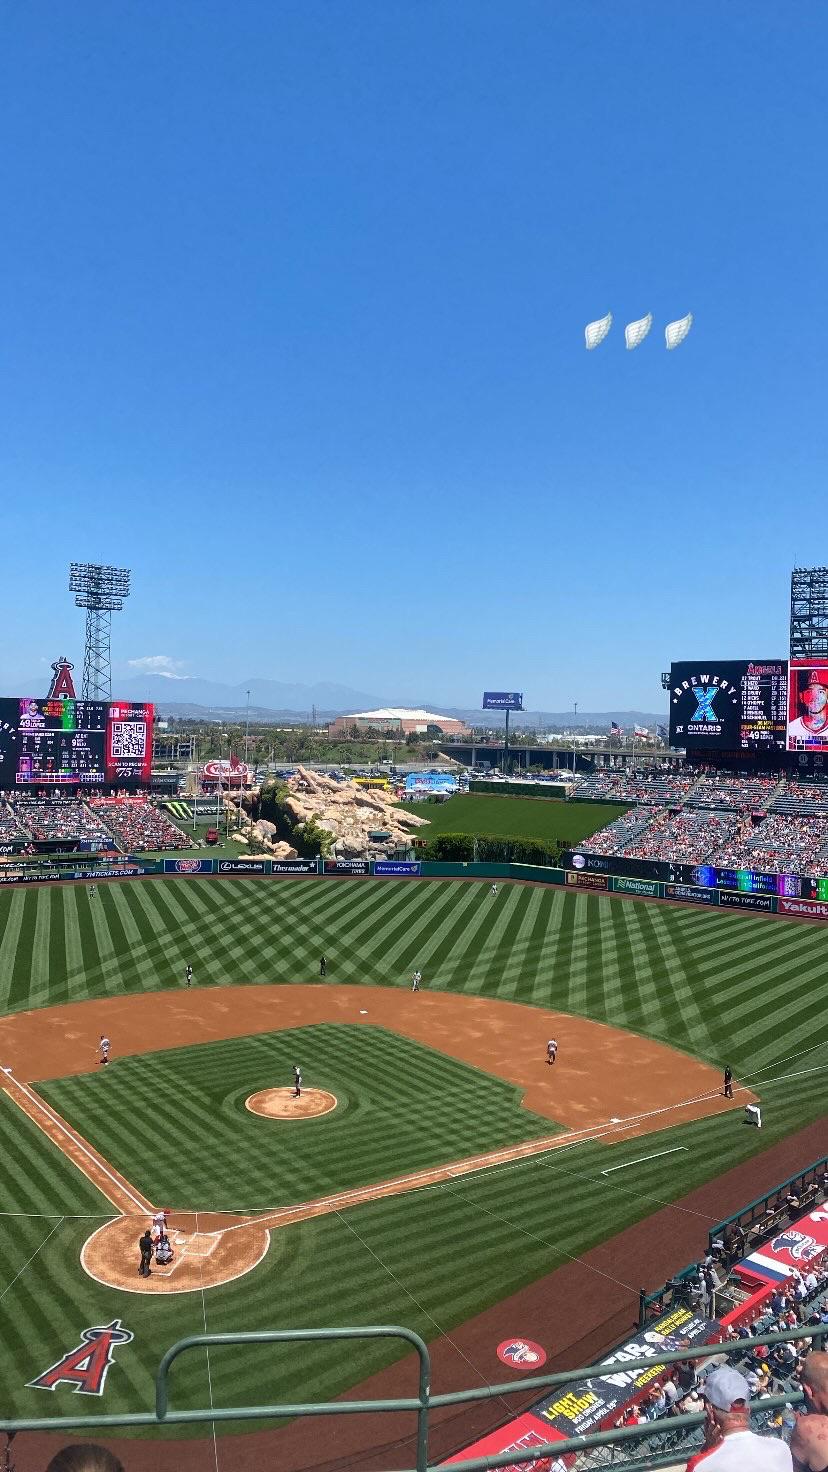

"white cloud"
[127, 655, 193, 681]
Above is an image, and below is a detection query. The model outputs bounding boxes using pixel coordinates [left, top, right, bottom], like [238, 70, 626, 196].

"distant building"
[329, 707, 471, 738]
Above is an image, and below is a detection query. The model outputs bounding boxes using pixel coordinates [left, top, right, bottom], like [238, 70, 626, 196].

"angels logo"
[175, 859, 203, 873]
[771, 1229, 823, 1263]
[496, 1338, 547, 1367]
[29, 1319, 133, 1395]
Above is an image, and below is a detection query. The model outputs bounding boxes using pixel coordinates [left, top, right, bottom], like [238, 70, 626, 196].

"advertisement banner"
[0, 864, 149, 886]
[270, 859, 319, 874]
[611, 877, 662, 898]
[567, 852, 611, 873]
[669, 660, 787, 752]
[164, 858, 215, 875]
[217, 859, 270, 875]
[739, 1204, 828, 1282]
[323, 859, 370, 875]
[665, 883, 719, 906]
[373, 861, 421, 877]
[532, 1307, 719, 1439]
[404, 773, 458, 795]
[442, 1412, 570, 1470]
[718, 890, 775, 912]
[778, 896, 828, 920]
[565, 871, 608, 891]
[105, 702, 154, 787]
[482, 692, 524, 711]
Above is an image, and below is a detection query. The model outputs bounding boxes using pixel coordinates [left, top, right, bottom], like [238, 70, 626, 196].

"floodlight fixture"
[69, 563, 132, 700]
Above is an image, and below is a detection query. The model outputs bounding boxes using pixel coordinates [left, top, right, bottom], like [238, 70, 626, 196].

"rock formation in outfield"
[275, 767, 432, 858]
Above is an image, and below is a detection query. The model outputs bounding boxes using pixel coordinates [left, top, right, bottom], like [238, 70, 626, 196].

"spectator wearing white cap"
[685, 1365, 792, 1469]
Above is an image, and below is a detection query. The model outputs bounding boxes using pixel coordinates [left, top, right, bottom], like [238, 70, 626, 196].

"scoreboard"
[0, 698, 153, 789]
[669, 660, 788, 751]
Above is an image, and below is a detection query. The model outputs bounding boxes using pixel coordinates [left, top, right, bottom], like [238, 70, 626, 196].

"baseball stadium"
[1, 574, 828, 1472]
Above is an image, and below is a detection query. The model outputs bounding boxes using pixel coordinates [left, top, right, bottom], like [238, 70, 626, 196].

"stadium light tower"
[790, 567, 828, 660]
[69, 563, 131, 700]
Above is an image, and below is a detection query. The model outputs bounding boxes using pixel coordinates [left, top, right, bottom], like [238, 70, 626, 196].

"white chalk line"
[601, 1147, 689, 1175]
[1, 1072, 152, 1214]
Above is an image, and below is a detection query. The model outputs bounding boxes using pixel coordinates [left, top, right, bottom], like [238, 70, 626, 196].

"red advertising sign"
[105, 703, 153, 787]
[778, 897, 828, 920]
[740, 1204, 828, 1282]
[441, 1412, 571, 1470]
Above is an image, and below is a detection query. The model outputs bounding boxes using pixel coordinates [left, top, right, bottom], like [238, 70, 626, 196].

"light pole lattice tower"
[790, 567, 828, 661]
[69, 563, 131, 700]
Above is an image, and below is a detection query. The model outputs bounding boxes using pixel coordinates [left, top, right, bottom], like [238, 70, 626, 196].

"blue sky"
[2, 1, 826, 710]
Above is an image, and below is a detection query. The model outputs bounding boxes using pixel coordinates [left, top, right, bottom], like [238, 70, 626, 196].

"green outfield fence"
[2, 853, 828, 927]
[0, 1324, 817, 1470]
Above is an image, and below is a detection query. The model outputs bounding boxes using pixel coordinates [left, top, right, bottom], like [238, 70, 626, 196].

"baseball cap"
[703, 1367, 751, 1410]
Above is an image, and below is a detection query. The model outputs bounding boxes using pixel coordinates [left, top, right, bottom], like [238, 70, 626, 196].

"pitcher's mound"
[245, 1087, 337, 1119]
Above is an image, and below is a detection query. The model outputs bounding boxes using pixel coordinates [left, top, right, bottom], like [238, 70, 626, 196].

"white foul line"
[1, 1071, 152, 1214]
[601, 1146, 688, 1176]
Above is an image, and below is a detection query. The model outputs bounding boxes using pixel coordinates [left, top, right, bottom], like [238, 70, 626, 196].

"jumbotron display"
[669, 660, 788, 750]
[0, 698, 153, 789]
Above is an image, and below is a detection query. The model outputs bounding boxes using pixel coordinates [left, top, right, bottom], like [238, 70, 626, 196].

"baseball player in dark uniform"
[723, 1065, 733, 1098]
[320, 955, 327, 977]
[139, 1228, 154, 1277]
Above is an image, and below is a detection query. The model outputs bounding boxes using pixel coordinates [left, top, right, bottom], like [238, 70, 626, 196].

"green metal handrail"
[0, 1320, 819, 1468]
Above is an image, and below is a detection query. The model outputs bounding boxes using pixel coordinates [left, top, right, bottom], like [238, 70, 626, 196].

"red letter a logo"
[29, 1320, 134, 1395]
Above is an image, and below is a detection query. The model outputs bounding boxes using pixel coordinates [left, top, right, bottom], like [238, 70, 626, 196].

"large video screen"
[0, 698, 153, 788]
[787, 660, 828, 753]
[669, 661, 788, 750]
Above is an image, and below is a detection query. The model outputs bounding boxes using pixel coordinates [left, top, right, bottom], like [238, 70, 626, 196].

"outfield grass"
[398, 792, 625, 845]
[39, 1026, 558, 1211]
[1, 874, 827, 1435]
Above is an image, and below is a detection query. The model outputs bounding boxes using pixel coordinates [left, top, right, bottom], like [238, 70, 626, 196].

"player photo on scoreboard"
[787, 660, 828, 751]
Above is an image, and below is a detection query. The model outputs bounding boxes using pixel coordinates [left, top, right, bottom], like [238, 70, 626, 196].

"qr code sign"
[110, 721, 147, 759]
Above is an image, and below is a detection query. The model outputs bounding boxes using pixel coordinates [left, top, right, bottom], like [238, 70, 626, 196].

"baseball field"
[0, 872, 827, 1472]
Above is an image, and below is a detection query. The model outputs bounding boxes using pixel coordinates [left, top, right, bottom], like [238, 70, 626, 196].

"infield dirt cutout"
[0, 985, 753, 1295]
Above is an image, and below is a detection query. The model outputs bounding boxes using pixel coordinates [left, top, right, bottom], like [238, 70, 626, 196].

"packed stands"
[584, 807, 739, 863]
[710, 813, 828, 877]
[685, 774, 780, 810]
[10, 797, 117, 848]
[575, 771, 695, 805]
[89, 798, 189, 852]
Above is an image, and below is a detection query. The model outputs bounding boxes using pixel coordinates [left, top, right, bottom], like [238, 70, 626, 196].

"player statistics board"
[0, 698, 154, 788]
[787, 660, 828, 753]
[669, 661, 788, 750]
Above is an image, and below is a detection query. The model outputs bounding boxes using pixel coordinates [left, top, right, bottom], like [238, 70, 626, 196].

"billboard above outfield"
[668, 660, 788, 750]
[482, 692, 524, 711]
[0, 697, 154, 788]
[787, 659, 828, 753]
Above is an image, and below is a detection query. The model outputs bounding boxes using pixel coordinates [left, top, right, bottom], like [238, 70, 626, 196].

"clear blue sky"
[2, 1, 826, 710]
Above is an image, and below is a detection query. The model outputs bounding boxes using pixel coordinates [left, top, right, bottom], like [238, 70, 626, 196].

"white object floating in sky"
[625, 313, 653, 350]
[665, 312, 694, 349]
[585, 312, 613, 350]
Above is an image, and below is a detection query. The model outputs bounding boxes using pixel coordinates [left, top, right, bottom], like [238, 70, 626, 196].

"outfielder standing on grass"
[185, 963, 193, 988]
[320, 955, 327, 977]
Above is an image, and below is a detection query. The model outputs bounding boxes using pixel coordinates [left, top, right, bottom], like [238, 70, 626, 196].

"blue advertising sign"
[482, 692, 524, 711]
[373, 861, 422, 877]
[163, 858, 215, 874]
[404, 772, 458, 795]
[217, 859, 269, 875]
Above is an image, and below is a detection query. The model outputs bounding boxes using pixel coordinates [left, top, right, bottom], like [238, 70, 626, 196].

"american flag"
[611, 721, 622, 735]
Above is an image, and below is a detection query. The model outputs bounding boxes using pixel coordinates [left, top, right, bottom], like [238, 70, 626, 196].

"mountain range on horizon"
[18, 672, 667, 728]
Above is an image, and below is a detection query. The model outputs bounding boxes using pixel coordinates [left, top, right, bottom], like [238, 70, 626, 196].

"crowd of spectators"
[584, 808, 739, 864]
[710, 814, 828, 877]
[0, 801, 27, 844]
[573, 807, 660, 855]
[88, 799, 188, 852]
[771, 782, 828, 817]
[685, 774, 780, 811]
[9, 798, 117, 848]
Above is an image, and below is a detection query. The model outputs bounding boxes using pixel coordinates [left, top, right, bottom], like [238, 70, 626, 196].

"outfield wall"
[3, 853, 828, 920]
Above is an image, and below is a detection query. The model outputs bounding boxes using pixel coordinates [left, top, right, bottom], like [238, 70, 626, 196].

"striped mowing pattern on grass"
[38, 1027, 559, 1212]
[1, 875, 826, 1073]
[0, 875, 827, 1436]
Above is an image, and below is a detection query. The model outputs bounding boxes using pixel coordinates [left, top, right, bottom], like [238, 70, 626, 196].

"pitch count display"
[669, 660, 788, 750]
[0, 698, 153, 789]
